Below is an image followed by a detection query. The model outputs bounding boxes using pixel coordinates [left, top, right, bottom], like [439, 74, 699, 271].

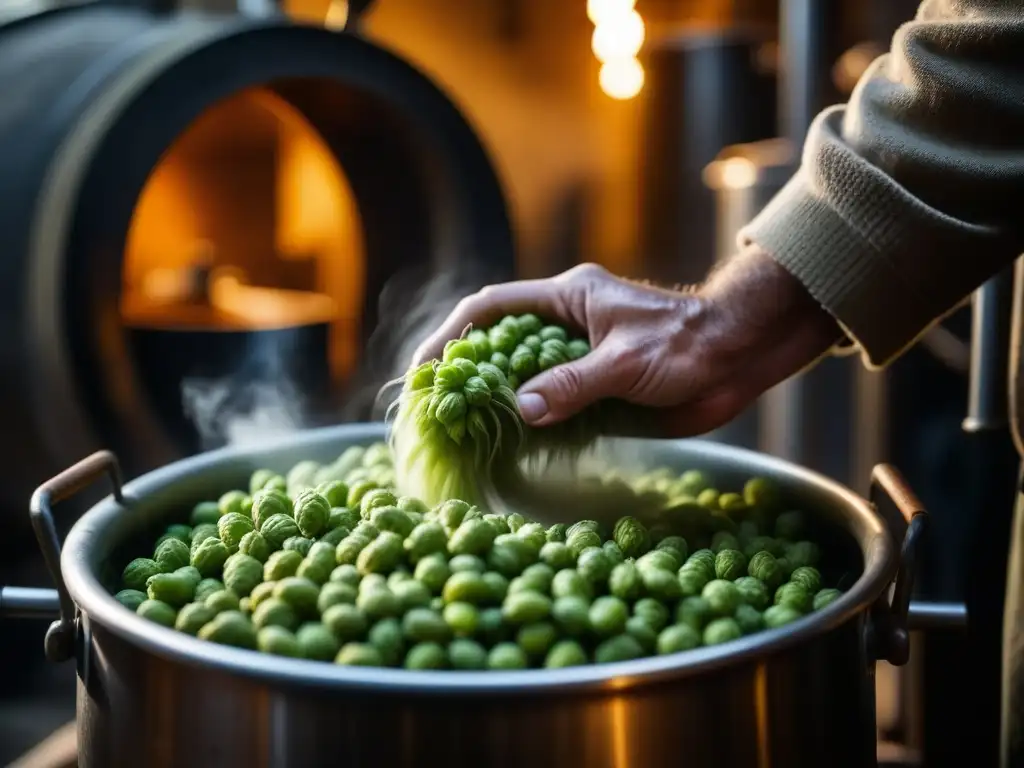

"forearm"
[741, 0, 1024, 368]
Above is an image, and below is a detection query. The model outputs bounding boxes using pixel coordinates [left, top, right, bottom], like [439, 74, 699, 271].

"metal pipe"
[907, 601, 967, 631]
[778, 0, 827, 145]
[965, 272, 1014, 431]
[762, 0, 831, 471]
[0, 586, 61, 619]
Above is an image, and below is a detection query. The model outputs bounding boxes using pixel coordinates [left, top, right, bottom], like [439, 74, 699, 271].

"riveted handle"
[30, 450, 123, 662]
[869, 464, 928, 665]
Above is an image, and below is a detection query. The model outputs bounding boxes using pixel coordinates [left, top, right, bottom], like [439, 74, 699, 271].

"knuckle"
[544, 363, 585, 401]
[603, 343, 645, 379]
[562, 262, 607, 283]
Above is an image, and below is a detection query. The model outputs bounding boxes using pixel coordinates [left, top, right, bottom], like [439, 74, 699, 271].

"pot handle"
[30, 450, 124, 663]
[869, 463, 927, 666]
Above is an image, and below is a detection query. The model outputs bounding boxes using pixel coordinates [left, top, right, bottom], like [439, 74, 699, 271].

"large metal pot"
[0, 423, 964, 767]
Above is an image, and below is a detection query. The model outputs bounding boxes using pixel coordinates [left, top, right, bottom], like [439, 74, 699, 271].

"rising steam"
[338, 263, 496, 423]
[181, 330, 306, 451]
[179, 262, 498, 451]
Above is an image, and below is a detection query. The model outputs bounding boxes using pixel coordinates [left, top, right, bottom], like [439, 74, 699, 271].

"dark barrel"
[0, 4, 515, 564]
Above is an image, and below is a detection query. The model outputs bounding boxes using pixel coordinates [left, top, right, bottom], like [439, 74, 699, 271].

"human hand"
[411, 248, 842, 438]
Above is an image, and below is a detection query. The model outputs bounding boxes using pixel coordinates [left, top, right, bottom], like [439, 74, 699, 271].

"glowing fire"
[121, 87, 364, 380]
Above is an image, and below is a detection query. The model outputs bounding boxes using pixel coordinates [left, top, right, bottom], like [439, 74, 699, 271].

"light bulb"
[591, 11, 646, 63]
[325, 0, 349, 30]
[587, 0, 636, 25]
[599, 58, 645, 100]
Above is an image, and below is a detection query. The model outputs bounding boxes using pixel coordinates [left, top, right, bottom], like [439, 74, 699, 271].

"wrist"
[699, 245, 843, 361]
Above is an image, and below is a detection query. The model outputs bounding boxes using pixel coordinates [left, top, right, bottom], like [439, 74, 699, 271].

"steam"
[181, 331, 307, 451]
[179, 262, 500, 451]
[338, 264, 495, 423]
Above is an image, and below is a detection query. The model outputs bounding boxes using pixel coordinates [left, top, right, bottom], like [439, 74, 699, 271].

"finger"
[516, 346, 632, 426]
[410, 279, 569, 366]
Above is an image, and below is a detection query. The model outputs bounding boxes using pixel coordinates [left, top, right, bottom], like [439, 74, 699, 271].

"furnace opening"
[121, 86, 365, 384]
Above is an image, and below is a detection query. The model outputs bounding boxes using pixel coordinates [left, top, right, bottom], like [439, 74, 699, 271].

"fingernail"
[517, 392, 548, 423]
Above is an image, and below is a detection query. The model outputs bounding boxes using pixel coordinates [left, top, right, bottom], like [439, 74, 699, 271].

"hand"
[412, 248, 842, 438]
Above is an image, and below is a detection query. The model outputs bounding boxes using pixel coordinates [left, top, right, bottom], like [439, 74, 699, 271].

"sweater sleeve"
[739, 0, 1024, 368]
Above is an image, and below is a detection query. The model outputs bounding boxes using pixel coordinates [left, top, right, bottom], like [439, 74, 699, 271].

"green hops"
[734, 576, 770, 611]
[189, 501, 221, 527]
[154, 538, 190, 572]
[703, 618, 742, 646]
[714, 549, 747, 581]
[442, 571, 492, 605]
[238, 531, 271, 563]
[293, 490, 331, 538]
[813, 588, 842, 611]
[774, 582, 813, 614]
[577, 548, 613, 585]
[764, 604, 803, 629]
[609, 562, 643, 601]
[402, 608, 452, 644]
[190, 538, 229, 578]
[253, 598, 299, 632]
[297, 623, 340, 661]
[137, 599, 177, 628]
[357, 531, 405, 575]
[789, 566, 822, 594]
[260, 514, 301, 550]
[657, 624, 701, 655]
[316, 481, 350, 508]
[251, 488, 293, 530]
[114, 589, 147, 611]
[258, 626, 301, 657]
[502, 592, 552, 625]
[748, 551, 783, 590]
[449, 518, 498, 556]
[217, 513, 254, 553]
[110, 439, 843, 672]
[594, 634, 644, 664]
[175, 602, 216, 635]
[264, 549, 303, 582]
[223, 554, 263, 597]
[198, 611, 257, 649]
[610, 518, 651, 561]
[122, 558, 162, 591]
[589, 596, 629, 637]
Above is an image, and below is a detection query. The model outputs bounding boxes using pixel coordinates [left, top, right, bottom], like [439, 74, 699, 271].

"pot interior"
[62, 422, 895, 693]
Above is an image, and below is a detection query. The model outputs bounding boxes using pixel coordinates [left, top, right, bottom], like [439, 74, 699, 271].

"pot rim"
[61, 423, 896, 696]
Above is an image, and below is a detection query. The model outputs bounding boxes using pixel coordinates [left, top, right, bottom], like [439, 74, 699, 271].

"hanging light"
[599, 57, 645, 100]
[590, 10, 645, 63]
[325, 0, 349, 30]
[586, 0, 636, 25]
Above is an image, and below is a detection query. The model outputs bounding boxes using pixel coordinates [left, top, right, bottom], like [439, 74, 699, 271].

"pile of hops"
[113, 444, 844, 670]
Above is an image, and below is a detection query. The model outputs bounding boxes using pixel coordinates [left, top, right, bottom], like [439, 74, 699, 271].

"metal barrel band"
[869, 463, 928, 666]
[29, 449, 124, 662]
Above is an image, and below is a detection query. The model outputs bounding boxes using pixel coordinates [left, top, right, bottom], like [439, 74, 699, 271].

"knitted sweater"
[740, 0, 1024, 368]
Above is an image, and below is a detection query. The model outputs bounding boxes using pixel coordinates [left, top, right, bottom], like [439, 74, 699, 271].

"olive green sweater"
[740, 0, 1024, 368]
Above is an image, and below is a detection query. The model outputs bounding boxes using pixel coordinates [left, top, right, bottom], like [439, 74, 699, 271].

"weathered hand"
[412, 248, 841, 438]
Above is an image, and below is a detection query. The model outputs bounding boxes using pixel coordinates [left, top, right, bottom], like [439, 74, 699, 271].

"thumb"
[515, 348, 625, 427]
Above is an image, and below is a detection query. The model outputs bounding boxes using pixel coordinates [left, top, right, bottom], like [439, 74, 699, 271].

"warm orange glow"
[208, 269, 337, 327]
[599, 58, 645, 100]
[122, 87, 364, 381]
[324, 0, 349, 30]
[718, 157, 757, 189]
[591, 10, 645, 63]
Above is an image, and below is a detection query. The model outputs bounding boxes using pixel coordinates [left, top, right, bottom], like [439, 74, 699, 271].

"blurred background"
[0, 0, 992, 765]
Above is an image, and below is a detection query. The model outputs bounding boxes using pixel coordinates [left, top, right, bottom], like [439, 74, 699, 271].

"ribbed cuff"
[739, 171, 931, 368]
[739, 107, 1012, 369]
